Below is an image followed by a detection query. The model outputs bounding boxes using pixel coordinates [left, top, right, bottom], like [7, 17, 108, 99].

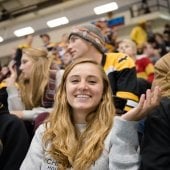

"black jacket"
[140, 97, 170, 170]
[0, 112, 30, 170]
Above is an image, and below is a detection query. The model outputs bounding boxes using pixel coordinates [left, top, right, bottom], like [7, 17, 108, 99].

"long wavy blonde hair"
[43, 57, 115, 170]
[19, 48, 51, 109]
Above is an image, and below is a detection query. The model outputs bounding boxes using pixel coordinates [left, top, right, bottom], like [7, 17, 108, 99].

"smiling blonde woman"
[20, 57, 161, 170]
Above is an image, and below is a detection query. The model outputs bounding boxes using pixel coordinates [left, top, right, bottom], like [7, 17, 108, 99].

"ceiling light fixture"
[47, 17, 69, 28]
[14, 26, 34, 37]
[0, 36, 4, 42]
[94, 2, 118, 15]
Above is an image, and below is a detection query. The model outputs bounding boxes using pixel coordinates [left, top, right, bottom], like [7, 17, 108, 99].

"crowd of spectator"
[0, 15, 169, 169]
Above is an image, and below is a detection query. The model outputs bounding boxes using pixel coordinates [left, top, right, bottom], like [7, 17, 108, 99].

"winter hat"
[68, 24, 106, 54]
[152, 52, 170, 97]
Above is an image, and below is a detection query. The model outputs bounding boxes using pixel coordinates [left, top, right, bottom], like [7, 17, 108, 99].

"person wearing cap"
[68, 23, 139, 113]
[140, 52, 170, 170]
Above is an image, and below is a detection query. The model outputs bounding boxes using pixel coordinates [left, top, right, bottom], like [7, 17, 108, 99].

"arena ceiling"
[0, 0, 69, 20]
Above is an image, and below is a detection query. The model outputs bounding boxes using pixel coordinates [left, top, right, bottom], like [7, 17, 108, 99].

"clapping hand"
[121, 86, 161, 121]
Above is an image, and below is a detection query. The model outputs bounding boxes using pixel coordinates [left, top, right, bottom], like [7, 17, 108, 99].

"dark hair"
[14, 48, 22, 76]
[40, 34, 50, 40]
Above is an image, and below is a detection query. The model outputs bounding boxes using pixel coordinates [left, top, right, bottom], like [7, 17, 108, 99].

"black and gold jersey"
[102, 52, 139, 112]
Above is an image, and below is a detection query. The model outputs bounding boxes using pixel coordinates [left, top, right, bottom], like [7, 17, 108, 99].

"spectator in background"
[130, 21, 148, 50]
[154, 33, 168, 56]
[163, 23, 170, 36]
[5, 48, 64, 138]
[118, 39, 154, 83]
[163, 31, 170, 52]
[40, 33, 65, 66]
[95, 18, 117, 52]
[143, 42, 160, 64]
[57, 33, 69, 49]
[20, 57, 161, 170]
[53, 34, 69, 67]
[140, 52, 170, 170]
[40, 33, 56, 52]
[68, 23, 139, 114]
[95, 18, 110, 37]
[0, 65, 10, 83]
[18, 34, 34, 49]
[61, 50, 72, 69]
[6, 48, 63, 116]
[145, 21, 155, 42]
[56, 33, 69, 61]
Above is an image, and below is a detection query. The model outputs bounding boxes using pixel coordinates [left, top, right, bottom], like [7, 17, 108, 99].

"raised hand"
[121, 86, 161, 121]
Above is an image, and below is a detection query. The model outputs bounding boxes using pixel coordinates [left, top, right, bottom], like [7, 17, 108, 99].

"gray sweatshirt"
[20, 116, 140, 170]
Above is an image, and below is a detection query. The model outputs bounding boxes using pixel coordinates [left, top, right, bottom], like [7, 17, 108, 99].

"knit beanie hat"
[152, 52, 170, 97]
[68, 24, 106, 54]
